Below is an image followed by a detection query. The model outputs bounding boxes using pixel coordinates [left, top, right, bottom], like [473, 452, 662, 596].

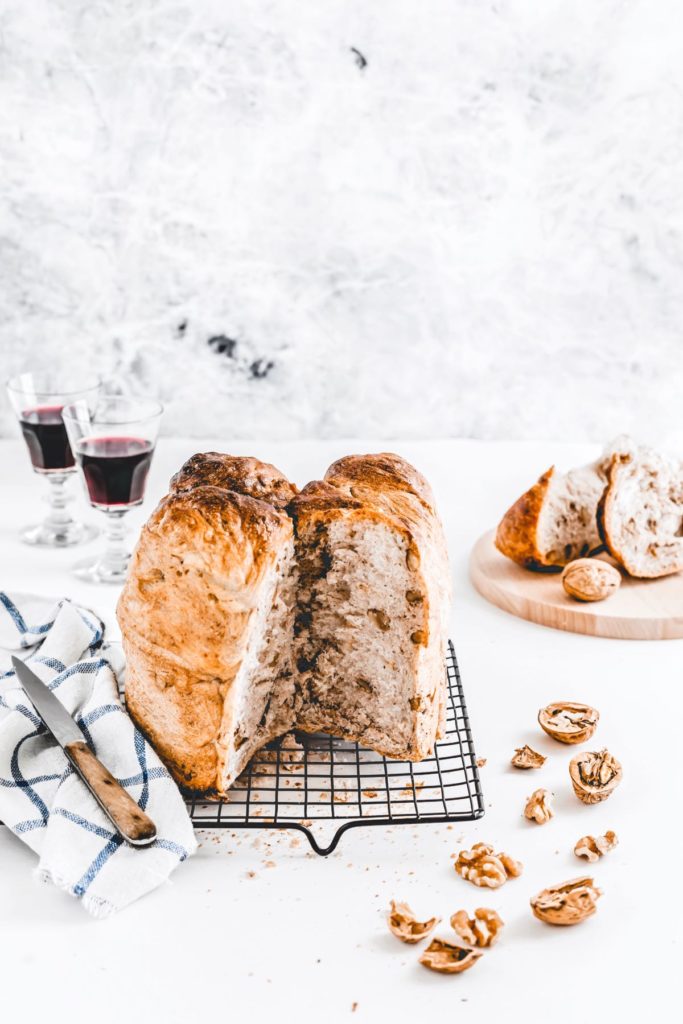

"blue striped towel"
[0, 591, 197, 918]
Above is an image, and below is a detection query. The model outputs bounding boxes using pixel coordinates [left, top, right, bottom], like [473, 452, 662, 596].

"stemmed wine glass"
[6, 371, 101, 547]
[62, 395, 163, 584]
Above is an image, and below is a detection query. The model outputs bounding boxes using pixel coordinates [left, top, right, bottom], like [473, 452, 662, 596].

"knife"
[11, 656, 157, 848]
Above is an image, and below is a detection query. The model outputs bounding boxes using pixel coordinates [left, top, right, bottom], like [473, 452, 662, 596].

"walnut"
[387, 900, 439, 944]
[454, 843, 523, 888]
[450, 908, 504, 947]
[511, 744, 546, 769]
[569, 749, 622, 804]
[524, 788, 554, 824]
[530, 877, 602, 926]
[561, 558, 621, 602]
[574, 831, 618, 862]
[419, 938, 483, 974]
[538, 701, 599, 745]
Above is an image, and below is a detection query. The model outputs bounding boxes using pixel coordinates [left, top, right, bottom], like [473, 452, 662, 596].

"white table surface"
[0, 437, 679, 1022]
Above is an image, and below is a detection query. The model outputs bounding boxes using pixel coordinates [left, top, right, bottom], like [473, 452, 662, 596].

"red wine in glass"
[76, 437, 154, 508]
[20, 406, 75, 472]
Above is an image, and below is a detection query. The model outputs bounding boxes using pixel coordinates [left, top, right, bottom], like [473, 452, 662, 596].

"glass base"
[72, 552, 130, 585]
[21, 520, 98, 548]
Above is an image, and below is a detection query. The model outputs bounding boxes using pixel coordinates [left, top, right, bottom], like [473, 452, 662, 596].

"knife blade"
[12, 656, 157, 848]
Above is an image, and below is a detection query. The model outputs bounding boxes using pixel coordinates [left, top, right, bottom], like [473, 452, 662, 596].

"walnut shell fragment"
[419, 938, 483, 974]
[569, 749, 622, 804]
[538, 702, 599, 745]
[450, 908, 504, 948]
[511, 744, 546, 769]
[530, 877, 602, 926]
[454, 843, 523, 889]
[561, 558, 621, 602]
[387, 900, 439, 944]
[524, 788, 554, 824]
[574, 831, 618, 863]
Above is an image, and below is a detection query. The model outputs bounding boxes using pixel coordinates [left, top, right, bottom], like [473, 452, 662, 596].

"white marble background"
[0, 0, 682, 444]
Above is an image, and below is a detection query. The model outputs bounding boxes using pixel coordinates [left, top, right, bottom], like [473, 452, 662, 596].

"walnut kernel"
[450, 907, 504, 947]
[569, 749, 622, 804]
[511, 745, 546, 769]
[538, 702, 599, 744]
[454, 843, 523, 889]
[530, 877, 602, 926]
[561, 558, 621, 602]
[524, 788, 554, 825]
[387, 900, 439, 944]
[419, 938, 483, 974]
[574, 831, 618, 862]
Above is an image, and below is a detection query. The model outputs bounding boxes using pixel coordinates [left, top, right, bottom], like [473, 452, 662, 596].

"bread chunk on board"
[117, 452, 451, 795]
[598, 442, 683, 578]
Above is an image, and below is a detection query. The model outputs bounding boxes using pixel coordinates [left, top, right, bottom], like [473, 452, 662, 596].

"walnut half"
[387, 900, 439, 944]
[574, 831, 618, 862]
[530, 877, 602, 926]
[450, 908, 504, 947]
[538, 701, 599, 745]
[569, 749, 622, 804]
[419, 938, 483, 974]
[511, 744, 546, 769]
[524, 788, 554, 824]
[454, 843, 523, 889]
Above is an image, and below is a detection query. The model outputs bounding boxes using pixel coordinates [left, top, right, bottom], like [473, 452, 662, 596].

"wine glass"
[6, 371, 101, 547]
[62, 395, 163, 584]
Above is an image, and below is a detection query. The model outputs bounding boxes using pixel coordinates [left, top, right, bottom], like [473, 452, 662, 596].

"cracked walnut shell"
[569, 749, 622, 804]
[524, 788, 554, 824]
[561, 558, 621, 602]
[574, 831, 618, 862]
[450, 908, 504, 948]
[538, 702, 599, 745]
[530, 877, 602, 926]
[419, 938, 483, 974]
[454, 843, 523, 889]
[511, 744, 546, 769]
[387, 900, 439, 944]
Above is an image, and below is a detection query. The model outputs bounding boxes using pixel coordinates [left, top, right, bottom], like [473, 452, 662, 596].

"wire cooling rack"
[186, 640, 484, 855]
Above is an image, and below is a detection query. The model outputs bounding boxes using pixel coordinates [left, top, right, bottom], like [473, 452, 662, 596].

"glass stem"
[100, 510, 129, 576]
[45, 474, 75, 531]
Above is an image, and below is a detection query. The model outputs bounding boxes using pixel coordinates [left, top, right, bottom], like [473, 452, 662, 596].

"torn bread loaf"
[291, 453, 450, 760]
[117, 452, 451, 795]
[495, 457, 611, 571]
[598, 442, 683, 578]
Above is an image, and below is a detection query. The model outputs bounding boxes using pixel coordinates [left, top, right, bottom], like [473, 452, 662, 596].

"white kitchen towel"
[0, 591, 197, 918]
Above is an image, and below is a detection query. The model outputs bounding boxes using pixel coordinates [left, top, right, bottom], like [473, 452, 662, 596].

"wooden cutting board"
[470, 529, 683, 640]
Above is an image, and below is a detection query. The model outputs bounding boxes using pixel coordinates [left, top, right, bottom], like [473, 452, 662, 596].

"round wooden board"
[470, 530, 683, 640]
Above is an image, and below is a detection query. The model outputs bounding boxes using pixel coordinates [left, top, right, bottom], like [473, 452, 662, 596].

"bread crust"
[170, 451, 298, 509]
[495, 467, 558, 570]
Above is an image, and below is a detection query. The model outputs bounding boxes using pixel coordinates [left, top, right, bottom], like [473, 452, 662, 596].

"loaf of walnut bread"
[117, 452, 451, 795]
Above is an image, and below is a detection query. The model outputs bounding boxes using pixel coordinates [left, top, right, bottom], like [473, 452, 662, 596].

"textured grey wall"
[1, 1, 682, 444]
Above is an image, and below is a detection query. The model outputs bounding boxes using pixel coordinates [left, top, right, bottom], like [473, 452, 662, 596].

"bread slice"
[598, 442, 683, 578]
[495, 459, 609, 571]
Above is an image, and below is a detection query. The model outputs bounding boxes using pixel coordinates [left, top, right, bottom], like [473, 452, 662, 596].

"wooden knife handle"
[65, 740, 157, 847]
